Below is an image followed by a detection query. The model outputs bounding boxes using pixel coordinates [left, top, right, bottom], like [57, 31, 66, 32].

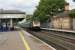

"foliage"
[26, 15, 33, 21]
[33, 0, 65, 22]
[69, 9, 75, 18]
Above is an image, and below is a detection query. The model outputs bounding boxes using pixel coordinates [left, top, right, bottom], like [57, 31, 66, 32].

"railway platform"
[41, 28, 75, 33]
[0, 29, 55, 50]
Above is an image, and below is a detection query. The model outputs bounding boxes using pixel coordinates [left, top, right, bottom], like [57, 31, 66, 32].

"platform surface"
[0, 30, 55, 50]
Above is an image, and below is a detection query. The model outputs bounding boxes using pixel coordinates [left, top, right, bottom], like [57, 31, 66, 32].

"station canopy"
[0, 9, 25, 19]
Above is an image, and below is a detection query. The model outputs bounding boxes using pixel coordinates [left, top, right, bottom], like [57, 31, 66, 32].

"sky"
[66, 0, 75, 10]
[0, 0, 75, 14]
[0, 0, 40, 14]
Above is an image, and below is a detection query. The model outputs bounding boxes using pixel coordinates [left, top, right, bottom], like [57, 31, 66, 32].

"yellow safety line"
[19, 31, 31, 50]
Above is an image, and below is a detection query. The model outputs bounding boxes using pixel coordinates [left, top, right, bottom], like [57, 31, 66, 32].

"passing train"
[17, 20, 41, 31]
[31, 21, 40, 30]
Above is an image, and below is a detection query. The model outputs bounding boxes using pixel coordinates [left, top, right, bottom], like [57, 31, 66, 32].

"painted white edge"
[21, 30, 56, 50]
[41, 28, 75, 33]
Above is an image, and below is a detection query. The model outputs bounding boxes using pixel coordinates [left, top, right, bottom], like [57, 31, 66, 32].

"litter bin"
[10, 27, 14, 31]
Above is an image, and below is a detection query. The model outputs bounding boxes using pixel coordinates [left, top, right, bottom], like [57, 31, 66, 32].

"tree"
[69, 9, 75, 18]
[73, 0, 75, 2]
[33, 0, 65, 22]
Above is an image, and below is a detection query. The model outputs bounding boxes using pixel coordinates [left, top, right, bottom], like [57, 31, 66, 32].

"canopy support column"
[10, 18, 13, 28]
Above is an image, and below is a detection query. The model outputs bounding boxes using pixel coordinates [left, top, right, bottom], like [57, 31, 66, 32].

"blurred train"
[17, 19, 41, 31]
[31, 21, 40, 30]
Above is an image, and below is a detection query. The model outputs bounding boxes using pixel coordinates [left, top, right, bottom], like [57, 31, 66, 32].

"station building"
[50, 3, 75, 30]
[0, 9, 26, 31]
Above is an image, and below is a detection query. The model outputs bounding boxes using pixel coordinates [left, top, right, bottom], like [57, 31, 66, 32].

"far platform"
[41, 28, 75, 33]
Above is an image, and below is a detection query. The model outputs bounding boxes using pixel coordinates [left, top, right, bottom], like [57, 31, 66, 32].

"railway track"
[43, 31, 75, 44]
[27, 29, 75, 50]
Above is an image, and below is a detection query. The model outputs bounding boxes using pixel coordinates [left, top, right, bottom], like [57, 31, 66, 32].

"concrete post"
[10, 18, 13, 28]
